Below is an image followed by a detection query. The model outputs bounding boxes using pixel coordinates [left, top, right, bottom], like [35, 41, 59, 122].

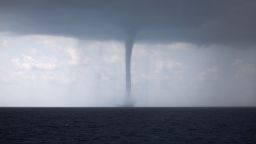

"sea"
[0, 107, 256, 143]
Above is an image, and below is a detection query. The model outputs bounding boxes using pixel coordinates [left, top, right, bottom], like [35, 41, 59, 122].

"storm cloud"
[0, 0, 256, 45]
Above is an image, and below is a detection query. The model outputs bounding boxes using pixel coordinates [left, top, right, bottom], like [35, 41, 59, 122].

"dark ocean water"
[0, 108, 256, 144]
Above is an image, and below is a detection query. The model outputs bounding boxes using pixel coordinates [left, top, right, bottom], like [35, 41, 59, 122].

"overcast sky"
[0, 0, 256, 106]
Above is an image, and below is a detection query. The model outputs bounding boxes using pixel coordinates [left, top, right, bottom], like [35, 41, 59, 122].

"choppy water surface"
[0, 108, 256, 143]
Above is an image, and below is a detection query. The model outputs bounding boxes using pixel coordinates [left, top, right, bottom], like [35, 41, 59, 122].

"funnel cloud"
[124, 31, 136, 105]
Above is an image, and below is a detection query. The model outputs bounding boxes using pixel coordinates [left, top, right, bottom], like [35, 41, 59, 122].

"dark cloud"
[0, 0, 256, 45]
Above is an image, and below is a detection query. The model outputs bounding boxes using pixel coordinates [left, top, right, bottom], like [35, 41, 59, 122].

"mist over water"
[0, 34, 256, 106]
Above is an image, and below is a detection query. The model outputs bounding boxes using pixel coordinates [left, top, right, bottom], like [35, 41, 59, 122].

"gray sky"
[0, 0, 256, 106]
